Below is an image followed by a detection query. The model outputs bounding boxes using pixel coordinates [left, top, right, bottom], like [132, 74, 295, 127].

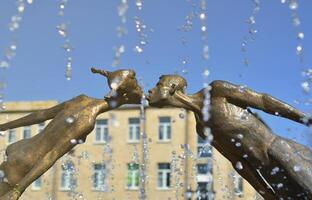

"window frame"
[92, 163, 106, 191]
[94, 119, 109, 144]
[234, 172, 244, 196]
[31, 177, 42, 191]
[197, 136, 212, 158]
[7, 129, 16, 145]
[60, 168, 74, 191]
[128, 118, 140, 143]
[126, 163, 139, 190]
[158, 117, 171, 142]
[157, 163, 171, 190]
[23, 126, 31, 139]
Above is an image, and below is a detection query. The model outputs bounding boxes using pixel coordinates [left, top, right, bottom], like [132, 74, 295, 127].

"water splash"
[56, 0, 73, 80]
[112, 0, 129, 67]
[240, 0, 260, 67]
[0, 0, 30, 111]
[139, 94, 148, 200]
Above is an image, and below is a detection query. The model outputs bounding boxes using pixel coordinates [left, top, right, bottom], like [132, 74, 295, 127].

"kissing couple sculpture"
[0, 68, 311, 200]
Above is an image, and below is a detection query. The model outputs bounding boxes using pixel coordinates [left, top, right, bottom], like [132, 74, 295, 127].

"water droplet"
[281, 0, 286, 4]
[203, 69, 210, 77]
[241, 112, 248, 120]
[243, 154, 248, 159]
[0, 131, 5, 137]
[202, 45, 209, 60]
[301, 81, 310, 93]
[271, 167, 280, 175]
[235, 161, 243, 170]
[292, 17, 301, 26]
[134, 45, 143, 53]
[135, 0, 142, 10]
[56, 23, 67, 37]
[296, 45, 303, 55]
[289, 1, 298, 10]
[231, 138, 235, 143]
[70, 139, 77, 144]
[78, 139, 84, 144]
[237, 133, 244, 139]
[27, 0, 33, 4]
[66, 116, 74, 124]
[297, 32, 304, 40]
[179, 113, 185, 119]
[235, 142, 241, 147]
[0, 170, 5, 178]
[277, 183, 283, 189]
[0, 61, 9, 69]
[17, 4, 25, 13]
[293, 164, 301, 172]
[199, 13, 206, 20]
[201, 26, 207, 32]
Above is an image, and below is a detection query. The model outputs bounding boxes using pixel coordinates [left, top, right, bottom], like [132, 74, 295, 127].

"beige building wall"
[0, 101, 262, 200]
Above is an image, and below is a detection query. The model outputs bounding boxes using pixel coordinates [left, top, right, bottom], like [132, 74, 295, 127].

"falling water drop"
[297, 32, 304, 39]
[235, 161, 243, 170]
[271, 167, 280, 175]
[70, 139, 77, 144]
[179, 113, 185, 119]
[293, 164, 301, 172]
[289, 1, 298, 10]
[301, 81, 310, 93]
[66, 116, 74, 124]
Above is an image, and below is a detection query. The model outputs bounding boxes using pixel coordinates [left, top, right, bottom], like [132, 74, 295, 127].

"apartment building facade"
[0, 101, 262, 200]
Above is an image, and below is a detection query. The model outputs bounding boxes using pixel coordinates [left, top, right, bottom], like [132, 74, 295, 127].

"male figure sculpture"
[0, 68, 142, 200]
[147, 75, 312, 199]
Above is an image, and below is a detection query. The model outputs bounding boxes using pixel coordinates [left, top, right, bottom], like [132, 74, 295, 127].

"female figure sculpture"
[147, 75, 312, 199]
[0, 68, 142, 200]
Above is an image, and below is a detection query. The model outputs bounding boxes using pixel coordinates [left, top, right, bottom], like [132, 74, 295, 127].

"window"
[32, 177, 42, 190]
[23, 126, 31, 139]
[60, 162, 75, 191]
[128, 118, 140, 142]
[197, 164, 210, 175]
[7, 129, 16, 144]
[127, 163, 139, 189]
[38, 122, 45, 133]
[158, 117, 171, 141]
[157, 163, 171, 189]
[93, 164, 106, 191]
[196, 182, 213, 200]
[197, 136, 212, 158]
[95, 119, 108, 143]
[234, 172, 243, 196]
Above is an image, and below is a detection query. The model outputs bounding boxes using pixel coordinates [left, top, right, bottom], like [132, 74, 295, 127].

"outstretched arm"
[0, 102, 65, 131]
[211, 80, 310, 125]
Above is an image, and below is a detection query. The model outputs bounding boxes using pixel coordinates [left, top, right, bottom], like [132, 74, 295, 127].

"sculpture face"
[147, 75, 187, 107]
[91, 68, 143, 104]
[108, 69, 143, 104]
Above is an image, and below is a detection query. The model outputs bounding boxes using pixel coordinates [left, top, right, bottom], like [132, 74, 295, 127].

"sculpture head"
[147, 75, 187, 107]
[91, 67, 142, 104]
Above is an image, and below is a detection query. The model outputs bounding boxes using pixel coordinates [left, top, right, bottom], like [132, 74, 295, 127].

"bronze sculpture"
[0, 68, 142, 200]
[147, 75, 312, 199]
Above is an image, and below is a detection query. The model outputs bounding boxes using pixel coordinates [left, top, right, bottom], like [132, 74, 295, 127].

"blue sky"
[0, 0, 311, 147]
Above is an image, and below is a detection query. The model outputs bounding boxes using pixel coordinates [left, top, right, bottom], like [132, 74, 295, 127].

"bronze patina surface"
[147, 75, 312, 200]
[0, 68, 142, 200]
